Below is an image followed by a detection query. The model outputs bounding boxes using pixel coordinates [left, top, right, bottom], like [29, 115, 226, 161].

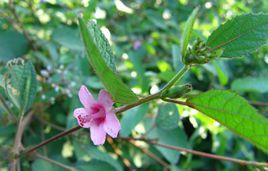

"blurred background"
[0, 0, 268, 170]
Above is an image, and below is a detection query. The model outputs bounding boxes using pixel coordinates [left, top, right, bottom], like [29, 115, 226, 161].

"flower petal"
[90, 123, 106, 145]
[73, 108, 91, 128]
[98, 90, 114, 111]
[103, 112, 121, 138]
[79, 85, 95, 109]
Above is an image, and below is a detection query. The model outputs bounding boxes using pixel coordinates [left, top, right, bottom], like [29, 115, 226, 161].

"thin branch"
[10, 111, 34, 171]
[250, 101, 268, 107]
[129, 137, 268, 167]
[8, 0, 37, 50]
[35, 153, 76, 171]
[129, 140, 170, 169]
[161, 98, 194, 108]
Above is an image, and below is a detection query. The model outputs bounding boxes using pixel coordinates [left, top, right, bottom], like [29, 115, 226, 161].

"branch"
[161, 98, 194, 108]
[8, 0, 37, 50]
[35, 153, 76, 171]
[129, 140, 170, 169]
[128, 137, 268, 167]
[10, 111, 34, 171]
[250, 101, 268, 107]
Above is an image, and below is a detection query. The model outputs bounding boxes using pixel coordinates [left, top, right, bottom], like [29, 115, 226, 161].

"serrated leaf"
[231, 77, 268, 93]
[207, 14, 268, 57]
[187, 90, 268, 153]
[4, 60, 37, 115]
[156, 104, 179, 130]
[181, 7, 199, 58]
[0, 30, 29, 62]
[78, 18, 138, 104]
[120, 104, 148, 137]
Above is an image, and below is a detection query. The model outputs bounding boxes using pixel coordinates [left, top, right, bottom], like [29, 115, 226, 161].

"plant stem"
[35, 153, 76, 171]
[127, 137, 268, 167]
[20, 93, 161, 157]
[20, 66, 189, 158]
[161, 98, 194, 108]
[160, 66, 190, 95]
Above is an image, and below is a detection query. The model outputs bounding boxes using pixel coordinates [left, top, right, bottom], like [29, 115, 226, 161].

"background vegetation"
[0, 0, 268, 170]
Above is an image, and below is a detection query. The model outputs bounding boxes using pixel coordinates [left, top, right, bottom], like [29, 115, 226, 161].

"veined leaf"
[78, 18, 138, 104]
[181, 7, 199, 59]
[4, 59, 37, 115]
[231, 77, 268, 93]
[207, 14, 268, 57]
[187, 90, 268, 153]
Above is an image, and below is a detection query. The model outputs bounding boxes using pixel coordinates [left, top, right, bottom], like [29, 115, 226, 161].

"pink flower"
[73, 85, 121, 145]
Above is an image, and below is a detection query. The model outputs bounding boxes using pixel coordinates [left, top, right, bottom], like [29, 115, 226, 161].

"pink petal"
[103, 112, 121, 138]
[98, 90, 114, 111]
[79, 85, 95, 109]
[90, 123, 106, 145]
[73, 108, 91, 128]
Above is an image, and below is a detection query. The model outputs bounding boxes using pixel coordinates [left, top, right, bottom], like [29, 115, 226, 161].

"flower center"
[91, 103, 106, 125]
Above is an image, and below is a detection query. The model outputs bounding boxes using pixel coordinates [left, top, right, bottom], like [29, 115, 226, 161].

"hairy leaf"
[78, 18, 138, 104]
[4, 59, 37, 115]
[207, 14, 268, 57]
[187, 90, 268, 153]
[231, 77, 268, 93]
[181, 7, 199, 58]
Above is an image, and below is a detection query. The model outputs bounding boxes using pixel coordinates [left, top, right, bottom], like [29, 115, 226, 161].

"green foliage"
[187, 90, 268, 153]
[156, 104, 179, 130]
[4, 59, 37, 115]
[120, 104, 149, 136]
[231, 77, 268, 93]
[181, 7, 199, 60]
[73, 140, 123, 171]
[207, 14, 268, 57]
[0, 30, 29, 62]
[32, 159, 63, 171]
[78, 18, 138, 104]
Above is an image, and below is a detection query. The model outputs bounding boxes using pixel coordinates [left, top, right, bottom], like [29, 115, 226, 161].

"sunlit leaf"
[187, 90, 268, 153]
[181, 7, 199, 59]
[231, 77, 268, 93]
[78, 18, 138, 104]
[207, 14, 268, 57]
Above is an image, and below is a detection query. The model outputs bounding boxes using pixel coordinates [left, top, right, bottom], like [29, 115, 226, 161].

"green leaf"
[73, 140, 123, 171]
[156, 104, 179, 130]
[207, 14, 268, 57]
[4, 59, 37, 115]
[0, 30, 29, 62]
[181, 7, 199, 58]
[78, 18, 138, 104]
[120, 104, 149, 137]
[32, 159, 63, 171]
[52, 26, 83, 51]
[187, 90, 268, 153]
[231, 77, 268, 93]
[77, 160, 115, 171]
[149, 127, 188, 164]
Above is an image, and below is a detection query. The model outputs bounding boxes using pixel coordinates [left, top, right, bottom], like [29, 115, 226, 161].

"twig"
[10, 111, 34, 171]
[128, 137, 268, 167]
[129, 140, 170, 169]
[8, 0, 37, 50]
[161, 98, 194, 108]
[21, 92, 162, 157]
[250, 101, 268, 107]
[35, 153, 76, 171]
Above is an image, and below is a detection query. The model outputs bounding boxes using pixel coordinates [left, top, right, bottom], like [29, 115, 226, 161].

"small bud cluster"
[183, 39, 222, 65]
